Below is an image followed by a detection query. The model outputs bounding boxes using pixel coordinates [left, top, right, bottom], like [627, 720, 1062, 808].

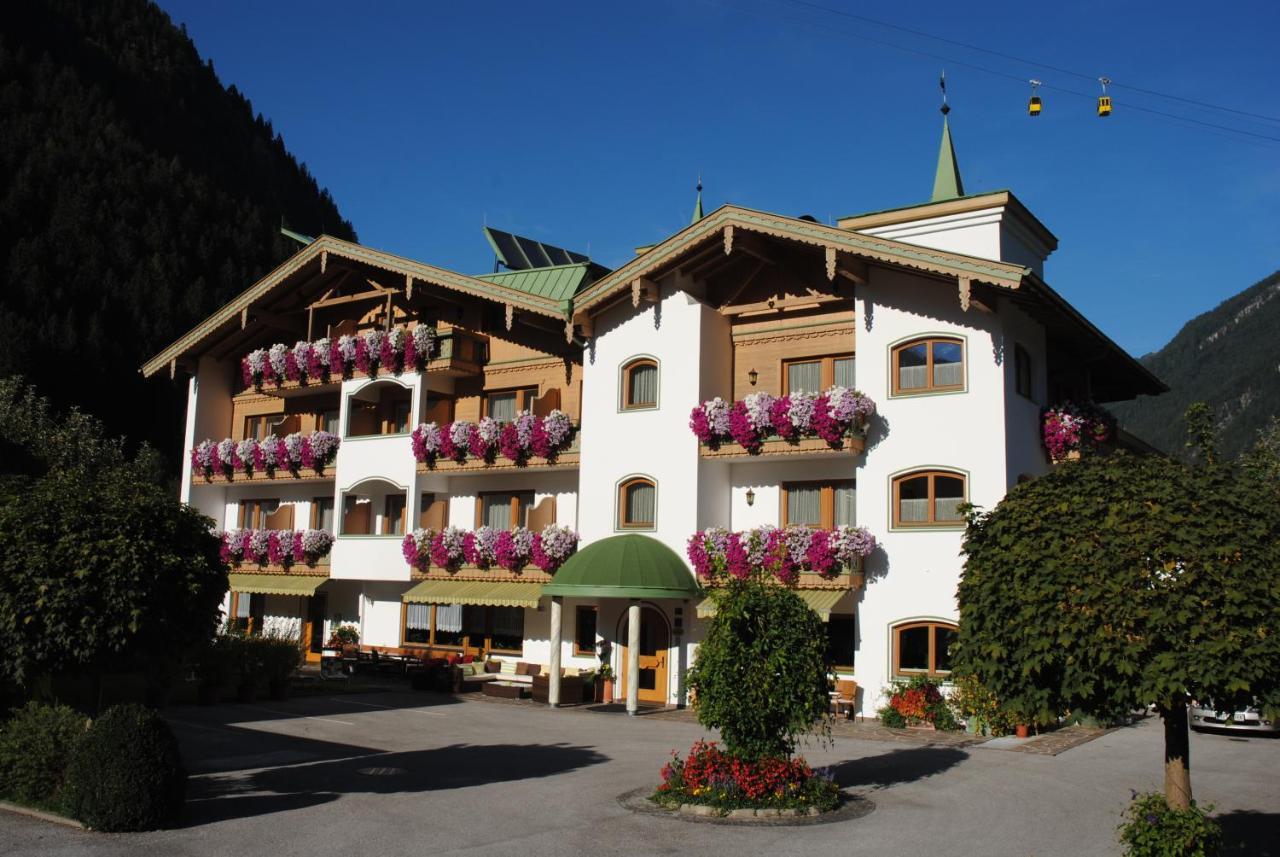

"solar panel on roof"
[483, 226, 590, 270]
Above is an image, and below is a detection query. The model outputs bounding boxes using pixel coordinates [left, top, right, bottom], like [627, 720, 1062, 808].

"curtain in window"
[787, 361, 822, 394]
[629, 363, 657, 405]
[436, 603, 462, 633]
[483, 495, 513, 530]
[899, 498, 930, 522]
[488, 393, 517, 423]
[932, 341, 963, 387]
[314, 498, 334, 532]
[235, 595, 251, 619]
[934, 476, 964, 521]
[626, 482, 655, 525]
[787, 486, 822, 525]
[833, 357, 856, 388]
[834, 484, 856, 527]
[406, 604, 431, 631]
[897, 343, 929, 390]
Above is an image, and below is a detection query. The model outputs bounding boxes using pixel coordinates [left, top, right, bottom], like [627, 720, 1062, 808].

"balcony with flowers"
[689, 387, 875, 460]
[687, 524, 876, 590]
[218, 528, 334, 575]
[401, 524, 580, 582]
[237, 325, 489, 396]
[190, 431, 339, 483]
[1041, 401, 1116, 463]
[411, 410, 579, 473]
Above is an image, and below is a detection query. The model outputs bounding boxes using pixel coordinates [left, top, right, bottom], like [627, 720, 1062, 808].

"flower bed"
[1041, 401, 1114, 461]
[652, 740, 839, 814]
[402, 524, 578, 573]
[687, 525, 876, 585]
[877, 676, 960, 730]
[411, 410, 574, 468]
[690, 387, 875, 453]
[219, 528, 334, 567]
[191, 431, 339, 480]
[241, 325, 436, 391]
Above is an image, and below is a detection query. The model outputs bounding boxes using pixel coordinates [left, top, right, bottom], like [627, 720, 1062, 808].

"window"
[243, 414, 283, 441]
[383, 494, 407, 535]
[419, 492, 446, 529]
[346, 382, 412, 437]
[894, 621, 958, 677]
[341, 495, 372, 535]
[783, 354, 855, 395]
[892, 337, 964, 394]
[402, 604, 524, 653]
[484, 387, 538, 422]
[229, 592, 265, 635]
[239, 499, 292, 529]
[574, 606, 598, 656]
[316, 408, 341, 433]
[892, 470, 966, 528]
[390, 399, 412, 434]
[782, 481, 856, 528]
[476, 491, 535, 530]
[826, 615, 856, 669]
[1014, 344, 1033, 399]
[618, 477, 656, 529]
[311, 496, 335, 532]
[621, 358, 658, 409]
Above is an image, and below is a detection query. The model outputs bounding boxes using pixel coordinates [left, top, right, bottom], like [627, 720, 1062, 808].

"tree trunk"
[1161, 696, 1193, 809]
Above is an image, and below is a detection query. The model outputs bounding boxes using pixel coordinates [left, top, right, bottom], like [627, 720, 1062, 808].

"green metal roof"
[931, 116, 964, 202]
[403, 579, 543, 608]
[229, 573, 328, 596]
[476, 263, 595, 303]
[541, 535, 701, 600]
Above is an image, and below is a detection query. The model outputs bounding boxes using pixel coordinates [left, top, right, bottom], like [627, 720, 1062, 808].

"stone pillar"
[548, 596, 563, 707]
[626, 599, 641, 715]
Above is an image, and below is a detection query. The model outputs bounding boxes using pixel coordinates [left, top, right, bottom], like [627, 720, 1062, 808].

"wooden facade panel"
[731, 308, 856, 399]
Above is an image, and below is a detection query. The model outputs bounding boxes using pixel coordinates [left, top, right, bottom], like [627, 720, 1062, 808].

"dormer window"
[892, 337, 964, 395]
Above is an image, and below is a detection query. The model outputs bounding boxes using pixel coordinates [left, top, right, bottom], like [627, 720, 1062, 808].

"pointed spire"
[691, 174, 704, 224]
[931, 73, 964, 201]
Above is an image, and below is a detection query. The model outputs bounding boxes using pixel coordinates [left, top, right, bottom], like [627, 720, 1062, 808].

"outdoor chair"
[830, 679, 858, 720]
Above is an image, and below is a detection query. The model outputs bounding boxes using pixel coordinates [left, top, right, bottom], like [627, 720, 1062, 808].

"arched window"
[892, 470, 966, 528]
[618, 477, 657, 529]
[621, 358, 658, 410]
[893, 621, 958, 677]
[891, 336, 964, 395]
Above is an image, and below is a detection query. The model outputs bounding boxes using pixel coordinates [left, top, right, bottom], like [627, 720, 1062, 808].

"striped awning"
[696, 588, 850, 621]
[402, 579, 543, 608]
[228, 573, 328, 596]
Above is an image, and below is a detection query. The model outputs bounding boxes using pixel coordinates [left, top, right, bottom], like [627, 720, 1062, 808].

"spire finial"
[939, 70, 950, 115]
[691, 173, 704, 224]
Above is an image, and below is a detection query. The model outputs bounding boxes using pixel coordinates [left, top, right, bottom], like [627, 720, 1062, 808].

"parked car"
[1189, 699, 1278, 735]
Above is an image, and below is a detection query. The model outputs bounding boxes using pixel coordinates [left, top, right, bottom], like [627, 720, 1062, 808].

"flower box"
[402, 525, 579, 575]
[690, 387, 874, 455]
[219, 529, 334, 567]
[191, 432, 339, 482]
[1042, 401, 1114, 461]
[412, 413, 576, 469]
[698, 433, 864, 460]
[688, 525, 876, 585]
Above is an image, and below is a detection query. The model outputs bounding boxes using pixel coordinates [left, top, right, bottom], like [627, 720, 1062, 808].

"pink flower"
[728, 401, 763, 452]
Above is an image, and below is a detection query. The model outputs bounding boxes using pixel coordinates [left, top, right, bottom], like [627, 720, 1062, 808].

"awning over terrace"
[402, 579, 543, 609]
[695, 588, 848, 621]
[228, 573, 328, 596]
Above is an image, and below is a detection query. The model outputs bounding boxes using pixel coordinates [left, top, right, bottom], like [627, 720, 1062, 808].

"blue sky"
[158, 0, 1278, 356]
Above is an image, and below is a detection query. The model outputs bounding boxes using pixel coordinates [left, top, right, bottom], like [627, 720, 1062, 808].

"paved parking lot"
[1, 691, 1275, 856]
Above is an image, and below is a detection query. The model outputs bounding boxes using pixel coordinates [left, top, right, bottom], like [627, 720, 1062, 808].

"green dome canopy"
[541, 534, 701, 600]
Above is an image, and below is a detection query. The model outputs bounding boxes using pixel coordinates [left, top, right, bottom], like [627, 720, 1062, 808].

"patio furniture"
[482, 680, 529, 700]
[451, 661, 502, 693]
[532, 671, 591, 704]
[830, 679, 858, 720]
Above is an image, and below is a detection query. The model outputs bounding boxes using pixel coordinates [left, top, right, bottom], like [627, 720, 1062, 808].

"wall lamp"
[745, 488, 755, 506]
[748, 368, 758, 386]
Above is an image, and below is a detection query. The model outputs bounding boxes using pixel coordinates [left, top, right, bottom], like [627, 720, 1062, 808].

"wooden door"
[620, 607, 670, 705]
[302, 593, 328, 663]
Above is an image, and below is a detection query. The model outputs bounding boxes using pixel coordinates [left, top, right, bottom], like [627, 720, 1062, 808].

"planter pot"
[602, 679, 615, 703]
[1015, 723, 1031, 738]
[197, 684, 221, 706]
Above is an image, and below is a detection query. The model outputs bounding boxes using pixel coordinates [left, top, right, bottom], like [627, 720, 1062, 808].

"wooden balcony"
[192, 467, 335, 485]
[698, 432, 865, 461]
[426, 330, 488, 377]
[416, 432, 581, 474]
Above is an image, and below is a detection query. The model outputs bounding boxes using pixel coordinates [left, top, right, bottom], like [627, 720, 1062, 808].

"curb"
[0, 800, 85, 830]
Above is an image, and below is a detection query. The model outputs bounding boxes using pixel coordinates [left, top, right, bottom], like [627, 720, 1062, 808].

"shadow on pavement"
[828, 745, 968, 790]
[1218, 810, 1278, 857]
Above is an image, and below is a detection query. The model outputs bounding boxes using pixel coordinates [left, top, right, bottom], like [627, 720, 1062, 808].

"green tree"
[0, 378, 227, 691]
[686, 578, 831, 760]
[954, 447, 1280, 809]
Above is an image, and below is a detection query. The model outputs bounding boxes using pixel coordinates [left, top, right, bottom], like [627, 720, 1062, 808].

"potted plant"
[598, 664, 615, 703]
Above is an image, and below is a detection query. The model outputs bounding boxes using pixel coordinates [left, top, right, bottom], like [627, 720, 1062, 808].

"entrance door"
[620, 607, 670, 705]
[303, 593, 328, 663]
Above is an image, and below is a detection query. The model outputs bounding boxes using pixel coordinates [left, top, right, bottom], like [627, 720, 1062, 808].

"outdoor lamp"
[745, 488, 755, 506]
[748, 368, 758, 386]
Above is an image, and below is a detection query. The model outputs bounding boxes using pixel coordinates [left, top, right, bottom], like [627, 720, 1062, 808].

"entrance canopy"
[228, 573, 327, 596]
[696, 588, 847, 621]
[403, 579, 543, 608]
[541, 534, 701, 600]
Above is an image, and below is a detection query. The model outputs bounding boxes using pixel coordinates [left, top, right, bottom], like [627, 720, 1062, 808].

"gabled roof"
[141, 235, 568, 378]
[476, 262, 597, 303]
[571, 203, 1029, 315]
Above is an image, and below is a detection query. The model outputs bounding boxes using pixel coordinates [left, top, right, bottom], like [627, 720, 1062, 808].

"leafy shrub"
[1118, 792, 1221, 857]
[653, 739, 839, 812]
[63, 704, 186, 831]
[686, 578, 831, 760]
[949, 673, 1018, 736]
[327, 624, 359, 646]
[193, 635, 238, 689]
[256, 634, 302, 693]
[0, 702, 88, 806]
[877, 676, 961, 730]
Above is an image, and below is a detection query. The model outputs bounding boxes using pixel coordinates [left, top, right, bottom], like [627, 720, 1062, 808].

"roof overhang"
[570, 204, 1029, 318]
[141, 235, 568, 378]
